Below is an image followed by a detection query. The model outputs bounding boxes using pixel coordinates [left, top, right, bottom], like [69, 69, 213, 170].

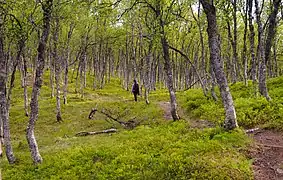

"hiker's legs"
[134, 93, 137, 101]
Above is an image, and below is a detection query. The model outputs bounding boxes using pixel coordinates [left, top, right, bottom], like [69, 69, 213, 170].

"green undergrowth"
[179, 76, 283, 130]
[1, 70, 254, 179]
[2, 122, 252, 179]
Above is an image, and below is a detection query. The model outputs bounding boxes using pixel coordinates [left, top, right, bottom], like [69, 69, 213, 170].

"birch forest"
[1, 0, 283, 179]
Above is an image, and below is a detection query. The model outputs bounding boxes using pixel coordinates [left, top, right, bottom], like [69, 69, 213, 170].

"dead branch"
[75, 128, 117, 137]
[88, 108, 139, 129]
[245, 128, 260, 134]
[168, 45, 208, 96]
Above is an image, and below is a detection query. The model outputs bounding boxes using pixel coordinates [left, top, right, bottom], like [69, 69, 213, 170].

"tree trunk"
[232, 0, 240, 82]
[63, 23, 74, 104]
[227, 21, 237, 83]
[53, 17, 62, 122]
[242, 0, 248, 86]
[144, 40, 152, 105]
[248, 0, 257, 83]
[27, 0, 52, 164]
[80, 49, 86, 96]
[125, 36, 130, 91]
[255, 0, 271, 101]
[190, 2, 207, 92]
[200, 0, 238, 130]
[264, 0, 281, 78]
[0, 15, 16, 164]
[75, 53, 81, 93]
[161, 35, 179, 120]
[7, 39, 25, 110]
[210, 64, 218, 101]
[225, 31, 231, 81]
[157, 9, 179, 120]
[273, 39, 278, 77]
[21, 52, 29, 117]
[49, 42, 55, 98]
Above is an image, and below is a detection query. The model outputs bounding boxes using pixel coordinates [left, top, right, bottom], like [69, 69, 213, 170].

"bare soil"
[158, 101, 214, 128]
[248, 130, 283, 180]
[158, 102, 172, 120]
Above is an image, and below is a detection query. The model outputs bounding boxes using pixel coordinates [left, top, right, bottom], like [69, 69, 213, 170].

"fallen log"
[245, 128, 260, 134]
[75, 128, 117, 136]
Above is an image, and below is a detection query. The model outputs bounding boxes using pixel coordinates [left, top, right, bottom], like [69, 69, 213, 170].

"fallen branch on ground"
[75, 128, 117, 136]
[88, 108, 139, 129]
[245, 128, 260, 134]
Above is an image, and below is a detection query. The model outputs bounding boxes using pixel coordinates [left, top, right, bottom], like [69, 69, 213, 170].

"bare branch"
[168, 45, 208, 96]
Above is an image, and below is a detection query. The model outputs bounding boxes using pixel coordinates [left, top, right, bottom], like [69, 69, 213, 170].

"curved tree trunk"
[27, 0, 52, 164]
[0, 17, 16, 164]
[255, 0, 272, 101]
[7, 39, 25, 111]
[160, 34, 179, 120]
[200, 0, 238, 130]
[155, 8, 179, 120]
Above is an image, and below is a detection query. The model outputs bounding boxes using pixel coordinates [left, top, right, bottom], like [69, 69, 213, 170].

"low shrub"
[2, 122, 252, 180]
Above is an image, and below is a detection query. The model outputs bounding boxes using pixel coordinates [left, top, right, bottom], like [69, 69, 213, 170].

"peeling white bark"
[27, 0, 53, 164]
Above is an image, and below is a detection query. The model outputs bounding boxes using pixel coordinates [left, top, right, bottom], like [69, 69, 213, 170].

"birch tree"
[0, 10, 16, 164]
[52, 16, 62, 122]
[26, 0, 53, 164]
[200, 0, 238, 130]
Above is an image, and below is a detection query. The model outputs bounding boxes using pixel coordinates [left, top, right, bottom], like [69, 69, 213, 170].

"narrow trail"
[158, 102, 172, 120]
[158, 101, 214, 128]
[249, 130, 283, 180]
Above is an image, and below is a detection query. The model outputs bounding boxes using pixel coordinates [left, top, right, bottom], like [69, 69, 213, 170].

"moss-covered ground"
[2, 71, 282, 179]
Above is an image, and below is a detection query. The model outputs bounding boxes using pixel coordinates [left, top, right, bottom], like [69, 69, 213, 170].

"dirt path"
[159, 102, 283, 179]
[249, 130, 283, 180]
[158, 102, 173, 120]
[158, 101, 214, 128]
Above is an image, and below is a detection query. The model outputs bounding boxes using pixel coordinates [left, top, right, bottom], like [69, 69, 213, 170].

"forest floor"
[158, 101, 172, 120]
[2, 73, 283, 179]
[249, 130, 283, 180]
[159, 100, 283, 180]
[159, 101, 215, 128]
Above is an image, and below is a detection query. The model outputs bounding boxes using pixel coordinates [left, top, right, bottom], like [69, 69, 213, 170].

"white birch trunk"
[53, 17, 62, 122]
[0, 10, 16, 164]
[200, 0, 238, 130]
[27, 0, 52, 164]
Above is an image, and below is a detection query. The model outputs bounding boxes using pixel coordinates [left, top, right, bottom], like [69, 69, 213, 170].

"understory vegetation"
[180, 76, 283, 130]
[1, 73, 283, 179]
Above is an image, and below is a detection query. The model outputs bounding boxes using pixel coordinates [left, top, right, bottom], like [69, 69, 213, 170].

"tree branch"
[168, 45, 208, 96]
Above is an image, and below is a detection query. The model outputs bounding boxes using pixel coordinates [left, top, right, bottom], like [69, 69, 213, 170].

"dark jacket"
[132, 81, 139, 95]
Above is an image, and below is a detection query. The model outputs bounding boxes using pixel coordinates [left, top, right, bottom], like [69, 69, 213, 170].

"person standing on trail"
[132, 79, 140, 102]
